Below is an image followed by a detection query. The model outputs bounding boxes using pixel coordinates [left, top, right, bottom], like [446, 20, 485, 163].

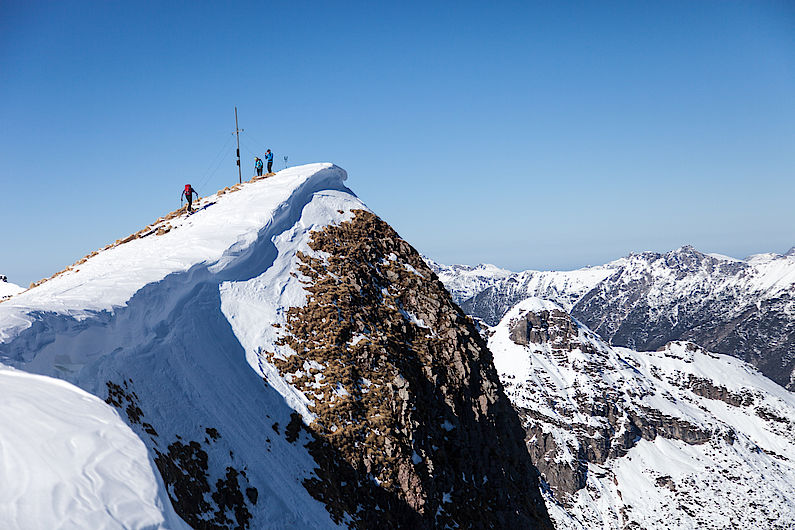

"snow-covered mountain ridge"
[430, 245, 795, 390]
[0, 164, 552, 529]
[574, 245, 795, 389]
[427, 259, 618, 323]
[489, 298, 795, 529]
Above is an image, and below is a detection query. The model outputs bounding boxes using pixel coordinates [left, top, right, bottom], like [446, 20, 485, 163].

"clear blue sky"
[2, 1, 793, 286]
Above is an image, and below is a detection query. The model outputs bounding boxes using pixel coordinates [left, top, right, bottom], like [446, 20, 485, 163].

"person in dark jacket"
[265, 149, 274, 174]
[181, 184, 198, 212]
[255, 157, 263, 176]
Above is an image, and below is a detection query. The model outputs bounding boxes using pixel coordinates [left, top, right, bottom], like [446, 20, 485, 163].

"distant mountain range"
[429, 245, 795, 390]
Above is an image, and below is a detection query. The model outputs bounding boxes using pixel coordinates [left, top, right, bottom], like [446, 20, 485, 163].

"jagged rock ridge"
[572, 245, 795, 390]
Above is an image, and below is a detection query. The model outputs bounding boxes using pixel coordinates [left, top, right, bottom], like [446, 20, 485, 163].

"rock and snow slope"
[489, 298, 795, 529]
[0, 164, 552, 529]
[0, 165, 358, 529]
[573, 245, 795, 390]
[0, 366, 187, 529]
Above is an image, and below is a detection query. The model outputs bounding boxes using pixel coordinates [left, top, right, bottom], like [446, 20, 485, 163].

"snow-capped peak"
[1, 163, 552, 529]
[0, 164, 365, 529]
[0, 163, 349, 341]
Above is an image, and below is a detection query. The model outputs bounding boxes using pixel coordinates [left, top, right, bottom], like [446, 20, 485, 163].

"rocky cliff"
[266, 209, 552, 528]
[489, 298, 795, 529]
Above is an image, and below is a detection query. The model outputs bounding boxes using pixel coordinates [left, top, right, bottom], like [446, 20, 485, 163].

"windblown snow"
[0, 366, 186, 529]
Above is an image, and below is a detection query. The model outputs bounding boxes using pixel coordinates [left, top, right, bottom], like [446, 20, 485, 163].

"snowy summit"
[0, 163, 552, 529]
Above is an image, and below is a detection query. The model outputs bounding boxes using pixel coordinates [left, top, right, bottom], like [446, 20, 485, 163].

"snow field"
[0, 279, 23, 300]
[0, 366, 187, 530]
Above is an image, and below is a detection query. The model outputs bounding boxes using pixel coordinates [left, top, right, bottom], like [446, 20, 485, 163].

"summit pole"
[234, 107, 243, 184]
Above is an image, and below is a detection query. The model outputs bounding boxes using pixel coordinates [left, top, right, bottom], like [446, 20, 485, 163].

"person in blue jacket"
[255, 157, 263, 176]
[265, 149, 274, 174]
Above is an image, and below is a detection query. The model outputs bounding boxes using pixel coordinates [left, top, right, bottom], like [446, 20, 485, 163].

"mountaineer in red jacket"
[181, 184, 198, 212]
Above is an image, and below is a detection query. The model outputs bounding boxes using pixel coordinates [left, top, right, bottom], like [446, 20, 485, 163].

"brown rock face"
[266, 210, 553, 529]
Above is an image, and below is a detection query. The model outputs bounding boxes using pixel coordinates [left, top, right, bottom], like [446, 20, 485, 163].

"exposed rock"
[105, 380, 257, 529]
[266, 210, 553, 529]
[502, 305, 711, 504]
[489, 299, 795, 529]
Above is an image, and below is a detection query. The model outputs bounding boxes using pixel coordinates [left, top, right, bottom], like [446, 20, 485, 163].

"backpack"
[184, 184, 192, 196]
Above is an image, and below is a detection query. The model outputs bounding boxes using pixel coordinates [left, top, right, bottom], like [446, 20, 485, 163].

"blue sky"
[2, 1, 793, 285]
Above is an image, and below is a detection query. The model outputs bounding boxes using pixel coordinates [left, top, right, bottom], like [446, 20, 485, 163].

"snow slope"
[489, 298, 795, 529]
[0, 164, 351, 337]
[0, 365, 187, 529]
[0, 164, 359, 528]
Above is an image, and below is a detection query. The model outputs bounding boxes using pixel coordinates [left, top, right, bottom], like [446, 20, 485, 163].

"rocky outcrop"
[104, 379, 258, 529]
[490, 302, 795, 529]
[265, 210, 553, 529]
[509, 306, 594, 354]
[501, 307, 711, 504]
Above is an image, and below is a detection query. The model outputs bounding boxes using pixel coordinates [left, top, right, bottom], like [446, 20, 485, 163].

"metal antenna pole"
[234, 107, 244, 184]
